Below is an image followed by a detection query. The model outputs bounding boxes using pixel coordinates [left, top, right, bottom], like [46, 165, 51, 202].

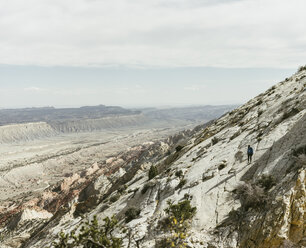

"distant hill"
[0, 105, 140, 126]
[142, 105, 239, 121]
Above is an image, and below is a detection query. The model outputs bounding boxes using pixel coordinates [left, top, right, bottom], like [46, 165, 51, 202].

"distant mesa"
[0, 105, 140, 126]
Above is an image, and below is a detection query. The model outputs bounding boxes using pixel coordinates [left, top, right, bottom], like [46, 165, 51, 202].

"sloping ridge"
[49, 114, 150, 133]
[0, 122, 57, 144]
[0, 114, 150, 143]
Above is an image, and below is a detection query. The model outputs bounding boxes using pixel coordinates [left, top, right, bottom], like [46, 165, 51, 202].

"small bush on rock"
[256, 175, 276, 191]
[109, 194, 120, 203]
[211, 137, 219, 145]
[165, 200, 197, 222]
[157, 200, 196, 248]
[235, 183, 267, 211]
[176, 178, 187, 190]
[175, 145, 184, 152]
[148, 165, 158, 180]
[125, 207, 141, 223]
[175, 170, 183, 178]
[117, 185, 127, 194]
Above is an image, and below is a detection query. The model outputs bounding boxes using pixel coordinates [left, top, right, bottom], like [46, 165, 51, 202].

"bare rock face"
[0, 67, 305, 247]
[8, 208, 53, 230]
[289, 169, 306, 244]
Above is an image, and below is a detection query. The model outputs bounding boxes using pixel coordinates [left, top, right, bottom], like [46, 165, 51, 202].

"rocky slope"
[0, 67, 305, 248]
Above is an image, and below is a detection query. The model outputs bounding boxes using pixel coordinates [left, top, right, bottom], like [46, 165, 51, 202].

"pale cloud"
[184, 85, 207, 91]
[24, 87, 46, 92]
[0, 0, 305, 68]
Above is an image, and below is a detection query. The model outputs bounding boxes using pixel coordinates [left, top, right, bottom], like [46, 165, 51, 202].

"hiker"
[247, 145, 253, 163]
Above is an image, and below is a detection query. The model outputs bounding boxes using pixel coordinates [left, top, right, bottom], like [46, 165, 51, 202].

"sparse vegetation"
[298, 65, 306, 72]
[175, 170, 183, 178]
[183, 193, 193, 200]
[51, 215, 122, 248]
[218, 163, 226, 170]
[234, 183, 267, 211]
[238, 121, 244, 127]
[256, 175, 276, 191]
[292, 145, 306, 157]
[176, 178, 187, 190]
[175, 145, 184, 152]
[117, 185, 127, 194]
[156, 200, 196, 248]
[256, 99, 263, 106]
[211, 137, 219, 145]
[148, 165, 158, 180]
[125, 207, 141, 223]
[109, 194, 120, 203]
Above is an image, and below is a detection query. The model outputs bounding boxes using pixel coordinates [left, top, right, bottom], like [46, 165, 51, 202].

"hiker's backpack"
[248, 147, 253, 155]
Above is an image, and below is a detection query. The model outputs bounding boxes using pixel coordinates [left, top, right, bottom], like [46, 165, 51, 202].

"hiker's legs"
[247, 154, 251, 163]
[250, 155, 253, 162]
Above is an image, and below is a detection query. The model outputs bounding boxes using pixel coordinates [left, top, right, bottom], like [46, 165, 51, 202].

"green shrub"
[148, 165, 158, 180]
[125, 207, 141, 223]
[183, 193, 193, 200]
[175, 170, 183, 178]
[157, 200, 196, 248]
[256, 99, 263, 106]
[292, 145, 306, 157]
[235, 183, 267, 211]
[218, 163, 226, 170]
[109, 194, 120, 203]
[51, 215, 122, 248]
[211, 137, 219, 145]
[165, 200, 196, 222]
[175, 145, 184, 152]
[256, 175, 276, 191]
[117, 185, 127, 194]
[175, 178, 187, 190]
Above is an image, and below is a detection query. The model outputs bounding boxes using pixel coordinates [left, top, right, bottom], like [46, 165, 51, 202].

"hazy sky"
[0, 0, 305, 108]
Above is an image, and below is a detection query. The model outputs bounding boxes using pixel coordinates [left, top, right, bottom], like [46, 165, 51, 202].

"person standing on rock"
[247, 145, 254, 164]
